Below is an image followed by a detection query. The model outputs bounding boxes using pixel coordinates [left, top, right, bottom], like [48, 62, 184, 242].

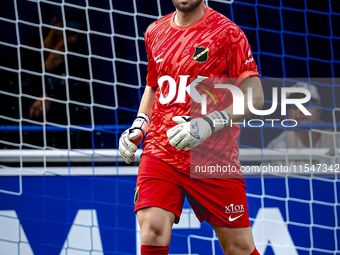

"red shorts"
[134, 155, 250, 228]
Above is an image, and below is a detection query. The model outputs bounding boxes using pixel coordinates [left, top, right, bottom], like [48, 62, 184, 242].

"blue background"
[1, 175, 338, 254]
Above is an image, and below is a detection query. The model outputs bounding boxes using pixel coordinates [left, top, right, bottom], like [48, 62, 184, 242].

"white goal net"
[0, 0, 339, 254]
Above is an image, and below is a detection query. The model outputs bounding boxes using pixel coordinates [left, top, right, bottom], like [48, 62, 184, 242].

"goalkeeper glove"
[119, 113, 150, 164]
[166, 111, 230, 151]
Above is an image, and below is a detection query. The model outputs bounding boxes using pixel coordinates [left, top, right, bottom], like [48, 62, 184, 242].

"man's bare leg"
[137, 207, 175, 245]
[211, 224, 256, 255]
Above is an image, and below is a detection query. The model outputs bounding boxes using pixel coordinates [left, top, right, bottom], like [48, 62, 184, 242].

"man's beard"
[172, 0, 203, 13]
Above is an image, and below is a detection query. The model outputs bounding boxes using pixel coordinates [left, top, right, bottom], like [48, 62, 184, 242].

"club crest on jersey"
[193, 46, 209, 63]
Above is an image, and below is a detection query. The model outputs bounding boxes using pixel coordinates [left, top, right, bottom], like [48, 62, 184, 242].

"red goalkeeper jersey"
[142, 6, 260, 173]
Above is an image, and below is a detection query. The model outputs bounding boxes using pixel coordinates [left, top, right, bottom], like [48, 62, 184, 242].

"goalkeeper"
[119, 0, 264, 254]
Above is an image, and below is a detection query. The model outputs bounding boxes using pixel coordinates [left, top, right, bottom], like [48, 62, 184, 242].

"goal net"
[0, 0, 339, 254]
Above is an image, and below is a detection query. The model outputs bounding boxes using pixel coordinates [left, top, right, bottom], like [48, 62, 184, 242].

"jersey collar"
[170, 6, 211, 30]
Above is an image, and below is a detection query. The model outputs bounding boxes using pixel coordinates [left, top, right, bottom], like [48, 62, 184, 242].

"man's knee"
[212, 225, 255, 255]
[223, 242, 254, 255]
[137, 207, 175, 245]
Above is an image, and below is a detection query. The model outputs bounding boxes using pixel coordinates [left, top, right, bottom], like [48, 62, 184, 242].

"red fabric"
[141, 245, 169, 255]
[250, 248, 261, 255]
[142, 6, 260, 173]
[135, 155, 250, 228]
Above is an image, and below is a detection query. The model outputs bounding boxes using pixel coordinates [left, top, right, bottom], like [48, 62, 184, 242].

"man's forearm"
[223, 76, 264, 123]
[138, 86, 157, 117]
[119, 86, 156, 164]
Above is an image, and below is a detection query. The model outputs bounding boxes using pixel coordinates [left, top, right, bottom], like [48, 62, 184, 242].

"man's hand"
[44, 16, 63, 50]
[44, 39, 65, 71]
[166, 116, 212, 151]
[119, 114, 150, 164]
[29, 96, 51, 119]
[166, 111, 230, 151]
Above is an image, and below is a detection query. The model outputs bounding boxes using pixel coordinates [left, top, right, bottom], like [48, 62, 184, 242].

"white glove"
[166, 111, 230, 151]
[119, 113, 150, 164]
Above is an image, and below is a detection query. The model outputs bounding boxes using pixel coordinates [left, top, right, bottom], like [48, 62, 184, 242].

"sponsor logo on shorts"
[134, 186, 140, 204]
[229, 214, 244, 222]
[225, 203, 244, 214]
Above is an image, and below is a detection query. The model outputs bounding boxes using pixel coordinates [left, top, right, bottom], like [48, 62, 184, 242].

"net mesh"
[0, 0, 339, 254]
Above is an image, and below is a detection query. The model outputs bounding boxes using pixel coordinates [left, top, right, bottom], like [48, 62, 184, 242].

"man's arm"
[224, 76, 264, 123]
[138, 85, 158, 117]
[119, 85, 157, 164]
[166, 76, 264, 151]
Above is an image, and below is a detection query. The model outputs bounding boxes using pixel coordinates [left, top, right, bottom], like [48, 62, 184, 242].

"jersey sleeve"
[145, 29, 158, 88]
[226, 25, 260, 86]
